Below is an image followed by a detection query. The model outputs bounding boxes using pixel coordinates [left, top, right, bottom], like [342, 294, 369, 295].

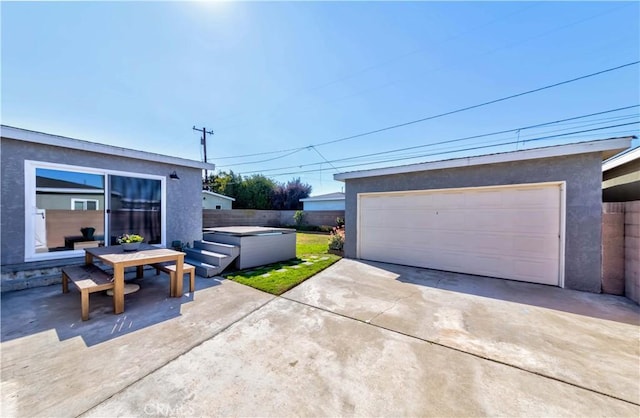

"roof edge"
[1, 125, 216, 170]
[602, 146, 640, 172]
[299, 197, 346, 202]
[334, 136, 633, 181]
[202, 190, 236, 201]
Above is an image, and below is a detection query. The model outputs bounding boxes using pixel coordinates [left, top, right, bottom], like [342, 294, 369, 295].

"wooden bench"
[62, 265, 114, 321]
[152, 263, 196, 295]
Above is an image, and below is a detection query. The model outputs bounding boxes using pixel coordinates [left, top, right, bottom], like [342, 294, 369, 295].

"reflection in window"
[35, 168, 105, 252]
[109, 175, 162, 244]
[72, 199, 99, 210]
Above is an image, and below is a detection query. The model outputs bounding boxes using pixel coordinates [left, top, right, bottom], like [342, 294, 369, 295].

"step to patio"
[184, 248, 229, 266]
[194, 240, 239, 257]
[185, 241, 239, 277]
[184, 258, 224, 278]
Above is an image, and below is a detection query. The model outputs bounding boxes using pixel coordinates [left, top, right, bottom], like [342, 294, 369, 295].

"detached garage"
[335, 137, 633, 292]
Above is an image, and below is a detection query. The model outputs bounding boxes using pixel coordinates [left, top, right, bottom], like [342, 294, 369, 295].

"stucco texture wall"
[1, 137, 203, 266]
[343, 153, 604, 292]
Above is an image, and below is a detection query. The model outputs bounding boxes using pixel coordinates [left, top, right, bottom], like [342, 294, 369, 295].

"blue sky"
[2, 1, 639, 196]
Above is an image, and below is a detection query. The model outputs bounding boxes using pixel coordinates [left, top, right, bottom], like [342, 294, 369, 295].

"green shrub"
[328, 226, 345, 251]
[293, 210, 306, 227]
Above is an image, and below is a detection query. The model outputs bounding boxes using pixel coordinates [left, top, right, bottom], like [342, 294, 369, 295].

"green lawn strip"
[225, 232, 340, 295]
[295, 231, 332, 256]
[224, 254, 340, 295]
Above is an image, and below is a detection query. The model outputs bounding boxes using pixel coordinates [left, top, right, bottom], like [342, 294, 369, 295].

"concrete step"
[194, 240, 239, 257]
[185, 258, 223, 278]
[184, 248, 229, 266]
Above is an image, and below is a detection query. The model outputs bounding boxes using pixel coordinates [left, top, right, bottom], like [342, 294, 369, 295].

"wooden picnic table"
[84, 244, 186, 315]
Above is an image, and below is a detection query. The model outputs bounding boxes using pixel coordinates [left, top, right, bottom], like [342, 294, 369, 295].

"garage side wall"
[343, 153, 603, 292]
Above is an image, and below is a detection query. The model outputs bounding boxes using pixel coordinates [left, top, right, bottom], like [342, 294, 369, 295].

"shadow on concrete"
[1, 273, 222, 347]
[359, 260, 640, 326]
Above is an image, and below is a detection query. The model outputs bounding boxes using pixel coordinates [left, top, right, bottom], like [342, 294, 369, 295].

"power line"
[208, 3, 540, 132]
[217, 148, 305, 168]
[213, 3, 630, 137]
[233, 105, 638, 174]
[214, 62, 639, 163]
[251, 122, 638, 178]
[312, 62, 639, 148]
[309, 146, 339, 172]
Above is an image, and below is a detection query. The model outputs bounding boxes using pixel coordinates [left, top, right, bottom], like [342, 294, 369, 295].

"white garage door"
[357, 182, 564, 286]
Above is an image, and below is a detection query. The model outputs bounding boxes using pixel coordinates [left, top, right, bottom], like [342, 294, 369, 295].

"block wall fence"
[602, 201, 640, 304]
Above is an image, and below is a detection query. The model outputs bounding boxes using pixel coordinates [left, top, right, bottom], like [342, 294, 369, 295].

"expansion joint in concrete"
[78, 295, 278, 417]
[280, 295, 640, 407]
[364, 291, 422, 324]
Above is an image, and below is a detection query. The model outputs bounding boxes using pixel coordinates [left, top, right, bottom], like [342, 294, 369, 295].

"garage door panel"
[510, 187, 560, 207]
[358, 183, 562, 286]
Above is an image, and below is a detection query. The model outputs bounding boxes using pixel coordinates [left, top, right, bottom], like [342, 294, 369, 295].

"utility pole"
[193, 126, 214, 183]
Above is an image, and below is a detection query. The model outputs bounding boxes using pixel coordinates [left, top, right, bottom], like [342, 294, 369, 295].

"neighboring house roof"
[299, 192, 345, 202]
[36, 176, 103, 191]
[1, 125, 215, 170]
[202, 190, 236, 201]
[602, 144, 639, 202]
[602, 145, 640, 172]
[334, 136, 634, 181]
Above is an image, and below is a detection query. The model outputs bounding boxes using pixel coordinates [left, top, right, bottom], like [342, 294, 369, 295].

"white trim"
[356, 193, 363, 260]
[202, 190, 236, 201]
[299, 197, 346, 202]
[24, 160, 167, 262]
[602, 146, 640, 172]
[71, 198, 100, 210]
[36, 187, 104, 194]
[558, 181, 566, 289]
[356, 181, 565, 287]
[335, 137, 633, 181]
[3, 125, 215, 170]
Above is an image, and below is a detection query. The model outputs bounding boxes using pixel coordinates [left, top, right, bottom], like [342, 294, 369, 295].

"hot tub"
[202, 226, 296, 270]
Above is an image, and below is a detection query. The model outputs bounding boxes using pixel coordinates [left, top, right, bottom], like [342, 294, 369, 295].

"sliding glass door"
[108, 175, 162, 245]
[26, 161, 165, 261]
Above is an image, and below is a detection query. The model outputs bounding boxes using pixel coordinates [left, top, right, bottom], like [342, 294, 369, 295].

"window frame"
[71, 198, 100, 211]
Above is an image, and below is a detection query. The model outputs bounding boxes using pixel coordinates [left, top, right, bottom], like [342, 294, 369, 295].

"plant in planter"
[117, 234, 144, 251]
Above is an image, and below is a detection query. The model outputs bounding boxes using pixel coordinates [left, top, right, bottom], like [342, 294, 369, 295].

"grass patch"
[296, 231, 331, 256]
[225, 232, 340, 295]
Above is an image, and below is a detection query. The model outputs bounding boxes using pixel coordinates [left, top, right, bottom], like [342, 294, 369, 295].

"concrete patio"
[1, 259, 639, 417]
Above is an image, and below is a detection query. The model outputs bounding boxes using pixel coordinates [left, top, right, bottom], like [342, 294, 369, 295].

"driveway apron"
[85, 297, 637, 417]
[284, 259, 640, 405]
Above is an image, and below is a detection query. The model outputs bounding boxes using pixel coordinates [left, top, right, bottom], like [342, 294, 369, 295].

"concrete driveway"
[2, 259, 639, 416]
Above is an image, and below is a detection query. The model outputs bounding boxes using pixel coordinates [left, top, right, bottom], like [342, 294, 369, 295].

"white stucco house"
[299, 192, 345, 211]
[202, 191, 235, 210]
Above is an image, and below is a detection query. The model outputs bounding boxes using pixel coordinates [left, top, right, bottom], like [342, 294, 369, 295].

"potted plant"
[80, 227, 95, 241]
[117, 234, 144, 251]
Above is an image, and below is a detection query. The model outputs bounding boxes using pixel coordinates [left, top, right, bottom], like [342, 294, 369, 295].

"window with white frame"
[71, 199, 100, 210]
